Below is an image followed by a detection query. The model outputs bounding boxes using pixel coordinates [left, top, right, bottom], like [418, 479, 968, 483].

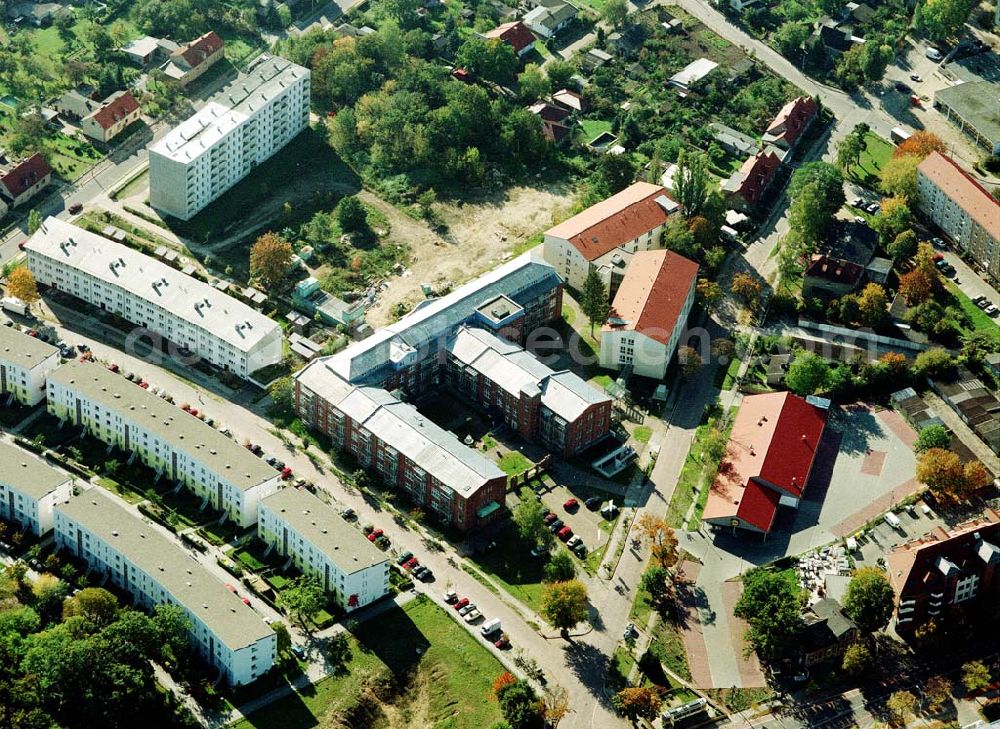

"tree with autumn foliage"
[916, 448, 991, 502]
[696, 278, 723, 312]
[962, 460, 993, 492]
[872, 197, 913, 243]
[898, 267, 936, 304]
[492, 671, 517, 696]
[731, 272, 761, 307]
[894, 131, 946, 160]
[6, 266, 39, 305]
[857, 283, 888, 327]
[541, 580, 589, 637]
[249, 232, 293, 291]
[636, 514, 679, 571]
[612, 686, 663, 721]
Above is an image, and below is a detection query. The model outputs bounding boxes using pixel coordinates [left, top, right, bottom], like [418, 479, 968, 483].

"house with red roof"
[527, 101, 571, 145]
[542, 181, 682, 290]
[160, 31, 225, 87]
[0, 153, 53, 209]
[802, 254, 865, 300]
[482, 21, 536, 57]
[599, 249, 698, 379]
[703, 392, 828, 535]
[763, 96, 818, 149]
[79, 91, 141, 143]
[886, 510, 1000, 632]
[721, 148, 782, 208]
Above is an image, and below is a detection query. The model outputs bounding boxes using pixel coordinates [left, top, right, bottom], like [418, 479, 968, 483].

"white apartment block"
[258, 488, 389, 611]
[0, 324, 60, 406]
[0, 440, 73, 536]
[542, 182, 680, 291]
[148, 55, 310, 220]
[54, 488, 276, 685]
[47, 360, 281, 528]
[25, 218, 282, 378]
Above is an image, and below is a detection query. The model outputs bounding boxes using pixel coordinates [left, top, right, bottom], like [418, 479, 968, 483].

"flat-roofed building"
[933, 81, 1000, 155]
[54, 488, 276, 685]
[599, 249, 698, 380]
[0, 324, 60, 406]
[542, 182, 681, 291]
[916, 151, 1000, 281]
[47, 360, 281, 527]
[0, 440, 73, 535]
[258, 488, 389, 611]
[148, 55, 310, 220]
[25, 218, 282, 378]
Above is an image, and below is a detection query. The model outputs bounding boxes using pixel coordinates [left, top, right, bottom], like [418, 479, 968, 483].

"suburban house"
[527, 102, 571, 144]
[599, 249, 698, 380]
[55, 488, 277, 686]
[668, 58, 719, 91]
[6, 1, 66, 26]
[886, 510, 1000, 631]
[802, 254, 865, 300]
[79, 91, 141, 143]
[53, 89, 100, 121]
[0, 440, 73, 537]
[446, 326, 613, 456]
[816, 24, 855, 55]
[763, 96, 818, 149]
[293, 253, 570, 532]
[47, 360, 283, 528]
[721, 148, 783, 208]
[257, 488, 389, 611]
[523, 0, 577, 39]
[552, 88, 588, 114]
[482, 21, 536, 57]
[916, 151, 1000, 282]
[160, 31, 226, 86]
[801, 598, 858, 667]
[542, 181, 681, 291]
[703, 392, 828, 535]
[710, 122, 760, 158]
[0, 153, 52, 209]
[607, 24, 646, 57]
[121, 35, 179, 66]
[0, 324, 60, 406]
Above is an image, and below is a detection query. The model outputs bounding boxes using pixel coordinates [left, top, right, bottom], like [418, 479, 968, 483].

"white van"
[884, 512, 903, 530]
[480, 618, 502, 637]
[925, 47, 942, 60]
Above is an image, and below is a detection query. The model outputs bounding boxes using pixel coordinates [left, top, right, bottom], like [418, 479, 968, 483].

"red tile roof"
[737, 481, 782, 533]
[89, 91, 139, 131]
[0, 153, 52, 200]
[528, 101, 571, 124]
[703, 392, 827, 533]
[918, 151, 1000, 242]
[483, 21, 536, 54]
[546, 182, 678, 261]
[603, 249, 698, 344]
[180, 30, 224, 69]
[804, 254, 865, 287]
[733, 150, 781, 205]
[766, 96, 818, 147]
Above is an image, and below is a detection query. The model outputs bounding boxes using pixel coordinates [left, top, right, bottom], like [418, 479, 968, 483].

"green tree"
[278, 577, 326, 628]
[268, 377, 295, 419]
[788, 162, 845, 248]
[842, 567, 895, 634]
[580, 269, 610, 336]
[543, 551, 577, 582]
[734, 569, 804, 664]
[152, 603, 191, 665]
[696, 279, 723, 312]
[673, 151, 711, 218]
[886, 690, 918, 727]
[912, 347, 953, 377]
[325, 632, 352, 674]
[873, 197, 913, 242]
[773, 20, 811, 56]
[860, 41, 894, 83]
[602, 0, 628, 28]
[517, 63, 550, 103]
[663, 215, 698, 258]
[455, 37, 518, 85]
[915, 424, 950, 453]
[962, 660, 991, 693]
[857, 283, 888, 326]
[546, 60, 575, 90]
[785, 352, 831, 395]
[541, 580, 589, 637]
[841, 642, 873, 677]
[382, 0, 420, 25]
[27, 209, 42, 235]
[62, 587, 119, 628]
[836, 129, 866, 172]
[880, 154, 921, 201]
[639, 565, 672, 609]
[888, 230, 918, 260]
[271, 621, 292, 660]
[512, 487, 553, 549]
[915, 0, 977, 40]
[337, 196, 368, 234]
[495, 678, 543, 728]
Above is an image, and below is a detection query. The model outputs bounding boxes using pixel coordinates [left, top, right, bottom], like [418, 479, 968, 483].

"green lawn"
[944, 281, 1000, 336]
[498, 450, 534, 476]
[666, 408, 735, 530]
[647, 619, 692, 683]
[847, 132, 894, 188]
[579, 118, 614, 142]
[632, 425, 652, 443]
[467, 524, 549, 611]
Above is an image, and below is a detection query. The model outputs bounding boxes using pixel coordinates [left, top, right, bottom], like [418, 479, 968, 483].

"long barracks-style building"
[54, 488, 276, 685]
[47, 359, 281, 528]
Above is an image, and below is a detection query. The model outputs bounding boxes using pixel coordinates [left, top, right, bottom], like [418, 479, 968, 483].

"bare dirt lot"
[360, 183, 576, 328]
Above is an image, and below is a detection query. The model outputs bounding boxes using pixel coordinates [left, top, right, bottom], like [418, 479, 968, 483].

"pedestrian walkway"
[674, 561, 713, 688]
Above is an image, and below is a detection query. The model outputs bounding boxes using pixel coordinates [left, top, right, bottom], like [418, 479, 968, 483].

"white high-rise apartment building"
[149, 54, 310, 221]
[258, 488, 390, 611]
[0, 440, 73, 536]
[25, 218, 282, 378]
[47, 360, 282, 528]
[54, 488, 276, 686]
[0, 324, 60, 406]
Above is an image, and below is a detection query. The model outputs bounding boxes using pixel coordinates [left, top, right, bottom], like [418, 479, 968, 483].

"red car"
[280, 467, 293, 480]
[557, 526, 573, 542]
[225, 584, 237, 593]
[108, 364, 120, 373]
[543, 512, 557, 525]
[453, 597, 470, 611]
[495, 635, 510, 649]
[367, 529, 384, 542]
[563, 498, 579, 511]
[241, 597, 252, 607]
[403, 558, 419, 570]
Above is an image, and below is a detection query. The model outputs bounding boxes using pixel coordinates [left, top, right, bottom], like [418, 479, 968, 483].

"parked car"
[367, 529, 384, 542]
[910, 73, 922, 81]
[340, 507, 356, 520]
[225, 584, 237, 593]
[463, 609, 482, 623]
[585, 496, 601, 510]
[68, 202, 83, 214]
[458, 603, 476, 617]
[850, 197, 863, 207]
[453, 597, 469, 610]
[548, 519, 564, 532]
[624, 623, 638, 639]
[557, 526, 573, 541]
[495, 634, 511, 649]
[563, 498, 579, 511]
[291, 645, 306, 660]
[280, 467, 293, 480]
[418, 568, 434, 581]
[854, 216, 865, 225]
[986, 305, 999, 317]
[543, 512, 558, 525]
[925, 46, 942, 60]
[443, 590, 458, 604]
[865, 202, 880, 214]
[530, 544, 548, 558]
[265, 456, 278, 467]
[413, 566, 430, 580]
[573, 542, 588, 557]
[403, 558, 419, 570]
[894, 81, 912, 93]
[241, 597, 252, 607]
[567, 535, 582, 548]
[396, 551, 413, 566]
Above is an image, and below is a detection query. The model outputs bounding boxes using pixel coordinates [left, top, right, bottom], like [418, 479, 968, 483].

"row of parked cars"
[442, 590, 509, 648]
[972, 295, 999, 317]
[395, 550, 434, 581]
[541, 508, 587, 557]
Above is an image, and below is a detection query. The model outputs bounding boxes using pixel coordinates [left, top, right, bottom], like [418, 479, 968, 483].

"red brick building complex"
[703, 392, 828, 535]
[887, 510, 1000, 632]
